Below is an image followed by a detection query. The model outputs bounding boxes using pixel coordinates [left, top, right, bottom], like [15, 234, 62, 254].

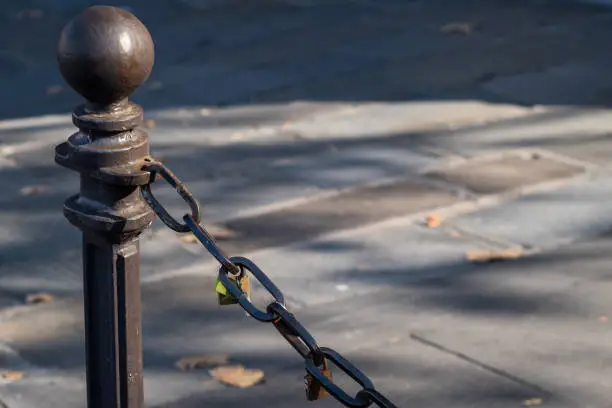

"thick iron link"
[218, 256, 285, 323]
[305, 348, 374, 408]
[358, 389, 399, 408]
[141, 159, 399, 408]
[268, 301, 326, 365]
[183, 214, 241, 276]
[141, 159, 201, 233]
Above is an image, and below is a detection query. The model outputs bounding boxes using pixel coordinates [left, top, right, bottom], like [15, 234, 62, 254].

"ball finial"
[57, 6, 154, 108]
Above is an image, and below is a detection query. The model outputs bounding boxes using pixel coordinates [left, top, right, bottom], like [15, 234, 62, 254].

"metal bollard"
[54, 6, 155, 408]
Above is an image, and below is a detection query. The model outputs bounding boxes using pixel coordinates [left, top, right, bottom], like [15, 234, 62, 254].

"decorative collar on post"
[54, 6, 156, 408]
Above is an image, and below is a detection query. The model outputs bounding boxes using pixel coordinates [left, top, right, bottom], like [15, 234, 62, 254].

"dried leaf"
[209, 365, 264, 388]
[426, 214, 442, 228]
[440, 21, 475, 35]
[19, 185, 50, 196]
[523, 398, 542, 406]
[466, 248, 524, 263]
[46, 84, 64, 95]
[180, 234, 199, 244]
[176, 355, 229, 371]
[1, 371, 25, 381]
[25, 293, 55, 304]
[143, 119, 156, 129]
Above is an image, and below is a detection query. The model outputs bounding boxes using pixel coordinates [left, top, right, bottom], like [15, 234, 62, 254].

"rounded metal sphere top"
[57, 6, 154, 107]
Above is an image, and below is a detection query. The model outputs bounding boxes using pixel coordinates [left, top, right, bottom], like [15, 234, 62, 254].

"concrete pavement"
[2, 0, 612, 407]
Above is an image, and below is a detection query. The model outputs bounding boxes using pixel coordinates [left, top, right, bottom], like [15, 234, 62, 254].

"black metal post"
[54, 6, 156, 408]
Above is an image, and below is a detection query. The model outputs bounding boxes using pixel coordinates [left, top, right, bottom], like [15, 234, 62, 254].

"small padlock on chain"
[305, 358, 333, 401]
[215, 267, 251, 305]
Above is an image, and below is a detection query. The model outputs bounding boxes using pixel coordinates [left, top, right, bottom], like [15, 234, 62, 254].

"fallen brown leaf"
[466, 248, 524, 263]
[425, 214, 442, 228]
[1, 371, 25, 381]
[19, 185, 50, 196]
[46, 84, 64, 95]
[209, 365, 264, 388]
[176, 355, 229, 371]
[25, 293, 55, 304]
[523, 398, 542, 406]
[143, 119, 156, 129]
[180, 234, 199, 244]
[441, 21, 476, 35]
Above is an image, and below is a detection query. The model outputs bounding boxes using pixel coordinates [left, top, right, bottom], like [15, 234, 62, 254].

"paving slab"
[156, 336, 549, 408]
[0, 97, 537, 302]
[402, 239, 612, 408]
[481, 62, 612, 107]
[447, 169, 612, 249]
[2, 231, 611, 407]
[4, 0, 612, 119]
[421, 108, 612, 166]
[218, 177, 461, 253]
[424, 152, 586, 195]
[3, 1, 612, 407]
[1, 106, 610, 306]
[148, 218, 486, 308]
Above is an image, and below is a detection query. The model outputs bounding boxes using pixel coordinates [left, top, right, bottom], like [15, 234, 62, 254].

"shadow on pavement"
[0, 0, 612, 119]
[1, 0, 612, 407]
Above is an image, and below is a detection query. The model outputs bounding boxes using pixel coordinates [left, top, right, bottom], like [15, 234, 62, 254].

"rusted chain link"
[142, 160, 399, 408]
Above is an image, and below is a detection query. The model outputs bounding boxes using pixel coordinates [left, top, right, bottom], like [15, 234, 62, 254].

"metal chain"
[142, 159, 399, 408]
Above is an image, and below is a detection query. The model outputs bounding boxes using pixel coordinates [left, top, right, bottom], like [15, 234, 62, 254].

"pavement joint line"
[430, 170, 596, 220]
[147, 101, 351, 127]
[0, 114, 70, 131]
[228, 172, 471, 220]
[214, 147, 596, 230]
[0, 298, 78, 322]
[234, 313, 406, 380]
[0, 341, 42, 376]
[0, 103, 563, 161]
[0, 140, 55, 158]
[435, 224, 526, 251]
[418, 148, 596, 175]
[141, 166, 591, 285]
[411, 144, 467, 160]
[409, 333, 555, 398]
[527, 148, 601, 172]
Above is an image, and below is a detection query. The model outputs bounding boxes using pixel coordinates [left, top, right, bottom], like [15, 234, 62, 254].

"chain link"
[141, 158, 201, 233]
[142, 159, 399, 408]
